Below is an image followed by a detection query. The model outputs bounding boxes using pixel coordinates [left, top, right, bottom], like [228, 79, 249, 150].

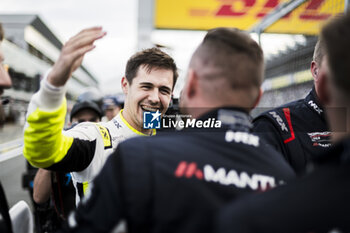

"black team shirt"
[217, 137, 350, 233]
[254, 87, 331, 174]
[60, 108, 295, 233]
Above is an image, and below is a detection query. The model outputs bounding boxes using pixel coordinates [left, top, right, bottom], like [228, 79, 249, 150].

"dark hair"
[0, 23, 4, 41]
[70, 101, 102, 122]
[192, 27, 264, 90]
[125, 47, 178, 89]
[321, 13, 350, 97]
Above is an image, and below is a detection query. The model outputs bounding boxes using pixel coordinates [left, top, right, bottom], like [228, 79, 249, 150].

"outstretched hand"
[47, 27, 106, 87]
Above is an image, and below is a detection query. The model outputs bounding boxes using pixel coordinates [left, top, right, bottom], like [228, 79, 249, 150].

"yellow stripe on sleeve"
[82, 181, 89, 195]
[23, 98, 74, 168]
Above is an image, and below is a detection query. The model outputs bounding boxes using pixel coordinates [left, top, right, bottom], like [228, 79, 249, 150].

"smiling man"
[121, 49, 175, 135]
[23, 27, 178, 204]
[57, 27, 295, 233]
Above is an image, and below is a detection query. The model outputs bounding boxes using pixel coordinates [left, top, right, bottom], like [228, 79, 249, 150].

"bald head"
[189, 28, 264, 108]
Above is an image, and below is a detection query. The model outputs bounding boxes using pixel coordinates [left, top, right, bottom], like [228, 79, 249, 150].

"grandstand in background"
[256, 36, 317, 112]
[0, 14, 100, 123]
[249, 0, 346, 113]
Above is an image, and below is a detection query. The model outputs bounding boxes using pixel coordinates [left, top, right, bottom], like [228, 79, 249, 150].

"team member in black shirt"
[59, 28, 295, 233]
[254, 39, 331, 174]
[217, 13, 350, 233]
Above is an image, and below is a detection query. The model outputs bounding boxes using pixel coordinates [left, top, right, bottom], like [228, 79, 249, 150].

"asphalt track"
[0, 139, 32, 209]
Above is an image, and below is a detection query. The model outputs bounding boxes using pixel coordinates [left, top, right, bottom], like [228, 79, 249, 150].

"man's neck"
[120, 110, 153, 135]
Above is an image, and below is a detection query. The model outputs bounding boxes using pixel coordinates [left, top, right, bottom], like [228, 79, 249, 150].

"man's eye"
[141, 86, 151, 90]
[160, 89, 171, 95]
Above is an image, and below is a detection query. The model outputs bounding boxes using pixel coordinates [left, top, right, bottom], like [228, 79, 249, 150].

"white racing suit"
[23, 77, 155, 204]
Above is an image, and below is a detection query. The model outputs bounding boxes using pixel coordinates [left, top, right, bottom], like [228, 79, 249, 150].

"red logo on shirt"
[174, 161, 203, 180]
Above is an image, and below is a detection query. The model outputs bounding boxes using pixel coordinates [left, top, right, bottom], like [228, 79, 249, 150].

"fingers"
[47, 27, 106, 87]
[71, 44, 96, 66]
[76, 44, 96, 56]
[68, 26, 103, 43]
[64, 27, 106, 55]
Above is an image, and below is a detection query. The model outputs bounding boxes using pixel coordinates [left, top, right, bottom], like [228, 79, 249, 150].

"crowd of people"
[0, 11, 350, 233]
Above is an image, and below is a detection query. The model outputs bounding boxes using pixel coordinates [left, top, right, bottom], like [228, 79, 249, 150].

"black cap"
[70, 100, 103, 122]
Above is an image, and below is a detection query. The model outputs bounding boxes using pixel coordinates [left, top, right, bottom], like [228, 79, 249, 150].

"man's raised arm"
[23, 27, 106, 169]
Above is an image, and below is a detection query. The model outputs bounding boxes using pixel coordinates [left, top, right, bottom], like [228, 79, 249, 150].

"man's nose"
[148, 89, 160, 104]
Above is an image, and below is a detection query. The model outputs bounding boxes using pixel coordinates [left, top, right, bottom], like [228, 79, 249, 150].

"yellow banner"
[155, 0, 344, 35]
[266, 0, 344, 34]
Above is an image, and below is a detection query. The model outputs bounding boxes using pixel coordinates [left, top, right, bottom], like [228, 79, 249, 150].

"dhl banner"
[155, 0, 344, 35]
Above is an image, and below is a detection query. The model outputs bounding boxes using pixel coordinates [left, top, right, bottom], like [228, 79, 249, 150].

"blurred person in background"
[69, 98, 102, 126]
[57, 28, 295, 233]
[23, 27, 178, 205]
[102, 94, 124, 121]
[75, 88, 104, 114]
[253, 38, 331, 175]
[0, 22, 14, 233]
[0, 23, 12, 128]
[217, 13, 350, 233]
[32, 98, 102, 233]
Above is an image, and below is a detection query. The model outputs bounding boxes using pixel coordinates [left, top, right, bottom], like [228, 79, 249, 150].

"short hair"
[0, 23, 4, 41]
[321, 13, 350, 98]
[191, 28, 264, 93]
[313, 38, 325, 65]
[125, 47, 178, 89]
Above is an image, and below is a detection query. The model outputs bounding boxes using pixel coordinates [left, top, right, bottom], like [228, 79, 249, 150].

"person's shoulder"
[253, 98, 305, 132]
[121, 131, 186, 148]
[114, 133, 186, 173]
[253, 109, 288, 134]
[117, 131, 202, 162]
[64, 121, 99, 136]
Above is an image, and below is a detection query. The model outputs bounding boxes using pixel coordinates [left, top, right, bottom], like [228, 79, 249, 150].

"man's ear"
[185, 69, 199, 99]
[252, 88, 263, 109]
[311, 61, 318, 81]
[317, 61, 330, 105]
[121, 77, 128, 95]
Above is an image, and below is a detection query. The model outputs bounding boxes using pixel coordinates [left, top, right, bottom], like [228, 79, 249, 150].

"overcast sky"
[1, 0, 305, 96]
[1, 0, 142, 94]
